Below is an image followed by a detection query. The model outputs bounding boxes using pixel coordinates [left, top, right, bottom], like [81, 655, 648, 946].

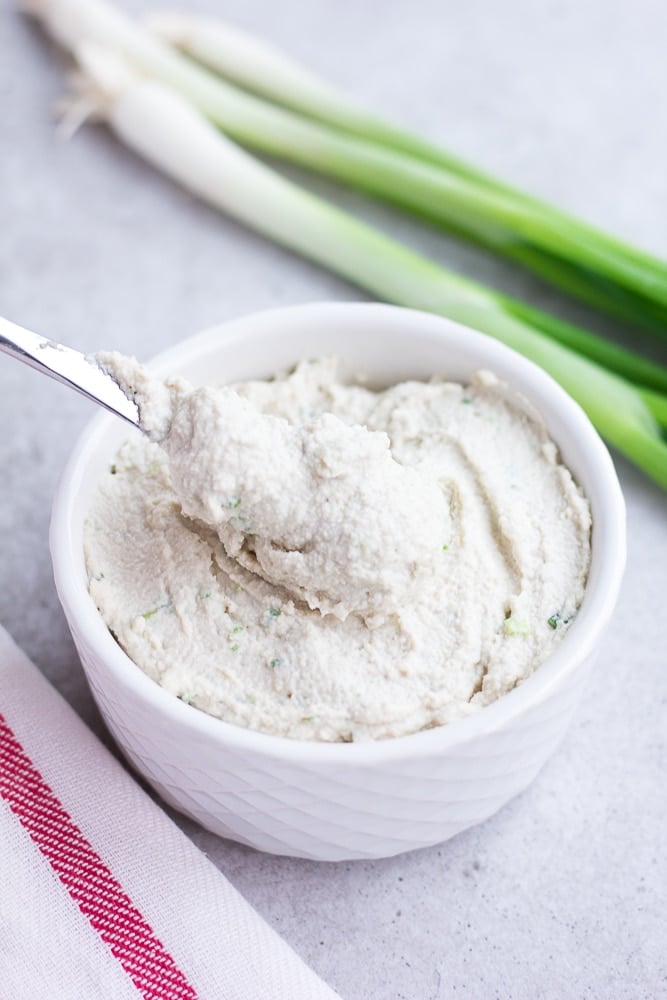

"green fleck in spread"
[262, 607, 284, 627]
[232, 625, 244, 634]
[547, 613, 561, 630]
[504, 617, 530, 637]
[141, 600, 171, 620]
[461, 397, 472, 405]
[231, 643, 240, 653]
[269, 657, 282, 668]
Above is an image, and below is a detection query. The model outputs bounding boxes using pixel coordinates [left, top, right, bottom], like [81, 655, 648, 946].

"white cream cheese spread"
[85, 357, 591, 742]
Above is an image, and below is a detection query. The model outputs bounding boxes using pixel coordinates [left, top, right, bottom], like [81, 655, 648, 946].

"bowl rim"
[50, 302, 626, 764]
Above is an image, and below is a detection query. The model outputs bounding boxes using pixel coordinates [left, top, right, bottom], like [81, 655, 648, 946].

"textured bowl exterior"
[51, 304, 625, 861]
[66, 611, 594, 860]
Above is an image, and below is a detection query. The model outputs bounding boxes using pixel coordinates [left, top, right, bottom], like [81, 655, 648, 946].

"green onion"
[145, 12, 505, 191]
[27, 0, 667, 347]
[148, 10, 667, 339]
[23, 10, 667, 489]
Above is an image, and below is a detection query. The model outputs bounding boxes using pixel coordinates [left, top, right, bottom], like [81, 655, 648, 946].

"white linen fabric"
[0, 626, 341, 1000]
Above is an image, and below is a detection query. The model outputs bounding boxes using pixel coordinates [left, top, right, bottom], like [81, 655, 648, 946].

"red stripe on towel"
[0, 713, 198, 1000]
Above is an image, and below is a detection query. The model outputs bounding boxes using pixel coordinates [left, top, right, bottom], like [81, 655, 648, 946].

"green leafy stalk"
[496, 296, 667, 394]
[145, 11, 512, 195]
[44, 40, 667, 491]
[26, 0, 667, 392]
[27, 0, 667, 341]
[640, 387, 667, 429]
[147, 10, 667, 339]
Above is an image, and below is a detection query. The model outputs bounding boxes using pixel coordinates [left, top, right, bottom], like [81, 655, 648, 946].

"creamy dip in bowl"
[51, 304, 625, 860]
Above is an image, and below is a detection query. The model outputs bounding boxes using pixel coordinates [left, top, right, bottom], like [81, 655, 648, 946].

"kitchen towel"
[0, 626, 341, 1000]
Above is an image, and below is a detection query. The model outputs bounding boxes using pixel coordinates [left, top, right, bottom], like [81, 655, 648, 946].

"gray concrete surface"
[2, 1, 666, 997]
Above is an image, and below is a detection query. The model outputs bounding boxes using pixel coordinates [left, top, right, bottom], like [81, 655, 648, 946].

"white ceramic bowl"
[50, 303, 626, 861]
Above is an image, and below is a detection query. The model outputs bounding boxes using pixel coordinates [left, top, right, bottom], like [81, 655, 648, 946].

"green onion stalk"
[149, 12, 667, 338]
[25, 30, 667, 489]
[27, 0, 667, 344]
[145, 9, 667, 340]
